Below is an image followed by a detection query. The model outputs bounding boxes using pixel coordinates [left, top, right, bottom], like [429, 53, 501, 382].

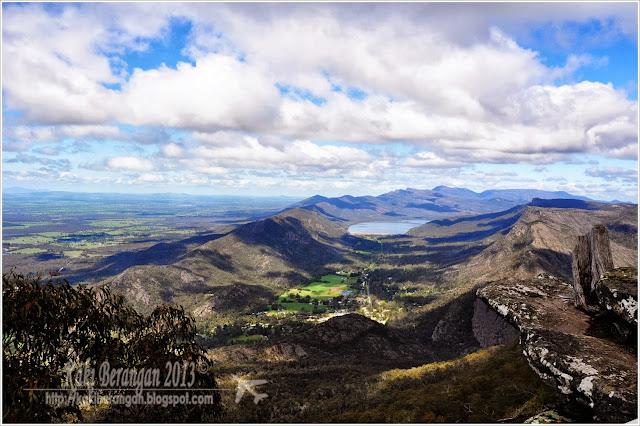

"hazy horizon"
[3, 183, 636, 204]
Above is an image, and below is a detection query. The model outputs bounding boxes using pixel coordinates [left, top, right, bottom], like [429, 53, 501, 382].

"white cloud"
[403, 152, 466, 168]
[4, 4, 637, 166]
[191, 136, 371, 171]
[161, 143, 184, 158]
[3, 124, 124, 144]
[2, 3, 638, 200]
[181, 159, 229, 176]
[585, 166, 638, 182]
[121, 56, 281, 130]
[135, 173, 165, 183]
[106, 156, 155, 171]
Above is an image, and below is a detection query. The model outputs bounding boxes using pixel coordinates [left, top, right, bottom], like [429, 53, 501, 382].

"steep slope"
[177, 207, 349, 284]
[104, 208, 365, 317]
[456, 202, 637, 284]
[407, 204, 527, 242]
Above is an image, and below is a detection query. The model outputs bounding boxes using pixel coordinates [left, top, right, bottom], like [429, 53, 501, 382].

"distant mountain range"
[3, 186, 52, 194]
[287, 186, 613, 223]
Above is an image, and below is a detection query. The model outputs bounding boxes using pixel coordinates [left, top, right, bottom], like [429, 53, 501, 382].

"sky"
[2, 2, 638, 201]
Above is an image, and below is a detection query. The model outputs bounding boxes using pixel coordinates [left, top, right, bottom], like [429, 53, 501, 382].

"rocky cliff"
[572, 224, 614, 310]
[477, 225, 638, 423]
[471, 298, 519, 348]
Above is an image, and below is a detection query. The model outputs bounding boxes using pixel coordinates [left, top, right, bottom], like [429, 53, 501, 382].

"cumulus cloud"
[4, 3, 636, 165]
[121, 56, 281, 130]
[403, 152, 466, 168]
[5, 154, 71, 169]
[106, 156, 155, 171]
[585, 166, 638, 182]
[80, 156, 155, 172]
[134, 173, 165, 183]
[180, 159, 229, 176]
[191, 136, 371, 171]
[161, 143, 184, 158]
[2, 125, 124, 145]
[2, 3, 638, 199]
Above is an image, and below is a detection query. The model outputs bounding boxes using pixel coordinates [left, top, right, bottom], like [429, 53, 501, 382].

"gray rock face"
[595, 267, 638, 326]
[572, 224, 614, 310]
[477, 275, 637, 423]
[431, 296, 468, 342]
[471, 298, 518, 348]
[426, 290, 481, 355]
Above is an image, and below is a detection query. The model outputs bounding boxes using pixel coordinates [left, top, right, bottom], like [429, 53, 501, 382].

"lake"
[348, 220, 429, 235]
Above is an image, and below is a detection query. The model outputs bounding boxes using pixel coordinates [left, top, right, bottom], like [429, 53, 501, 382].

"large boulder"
[572, 225, 614, 311]
[595, 267, 638, 326]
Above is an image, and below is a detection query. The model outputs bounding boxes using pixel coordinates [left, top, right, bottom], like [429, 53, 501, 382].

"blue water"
[348, 220, 429, 235]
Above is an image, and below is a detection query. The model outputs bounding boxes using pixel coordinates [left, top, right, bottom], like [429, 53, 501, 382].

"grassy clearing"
[88, 219, 147, 227]
[38, 231, 67, 237]
[228, 335, 268, 344]
[10, 248, 48, 254]
[3, 221, 58, 229]
[4, 236, 55, 245]
[63, 250, 84, 258]
[280, 274, 357, 302]
[64, 241, 120, 249]
[267, 303, 329, 314]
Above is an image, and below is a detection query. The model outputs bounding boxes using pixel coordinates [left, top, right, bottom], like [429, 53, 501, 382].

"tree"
[3, 271, 222, 423]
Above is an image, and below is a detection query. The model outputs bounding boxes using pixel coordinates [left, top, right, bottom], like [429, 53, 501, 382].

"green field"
[88, 219, 148, 227]
[228, 335, 268, 344]
[38, 231, 67, 237]
[63, 250, 85, 258]
[5, 236, 55, 245]
[268, 303, 329, 314]
[10, 248, 48, 254]
[3, 221, 59, 229]
[279, 274, 357, 302]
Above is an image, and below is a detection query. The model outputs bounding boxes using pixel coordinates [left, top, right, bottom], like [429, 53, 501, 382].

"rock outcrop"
[523, 409, 571, 424]
[572, 224, 614, 310]
[477, 274, 637, 422]
[595, 267, 638, 326]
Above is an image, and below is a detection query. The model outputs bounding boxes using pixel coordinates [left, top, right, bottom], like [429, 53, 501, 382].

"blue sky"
[2, 2, 638, 201]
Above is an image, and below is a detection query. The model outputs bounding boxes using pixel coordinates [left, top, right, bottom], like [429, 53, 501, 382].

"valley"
[2, 186, 637, 423]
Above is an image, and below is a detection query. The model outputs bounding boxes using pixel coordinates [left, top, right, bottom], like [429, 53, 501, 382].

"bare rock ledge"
[477, 274, 637, 423]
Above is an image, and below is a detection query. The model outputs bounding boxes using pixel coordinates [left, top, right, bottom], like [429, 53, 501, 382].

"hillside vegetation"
[105, 208, 375, 320]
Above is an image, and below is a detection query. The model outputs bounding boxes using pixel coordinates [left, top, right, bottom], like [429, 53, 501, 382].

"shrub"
[3, 271, 222, 423]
